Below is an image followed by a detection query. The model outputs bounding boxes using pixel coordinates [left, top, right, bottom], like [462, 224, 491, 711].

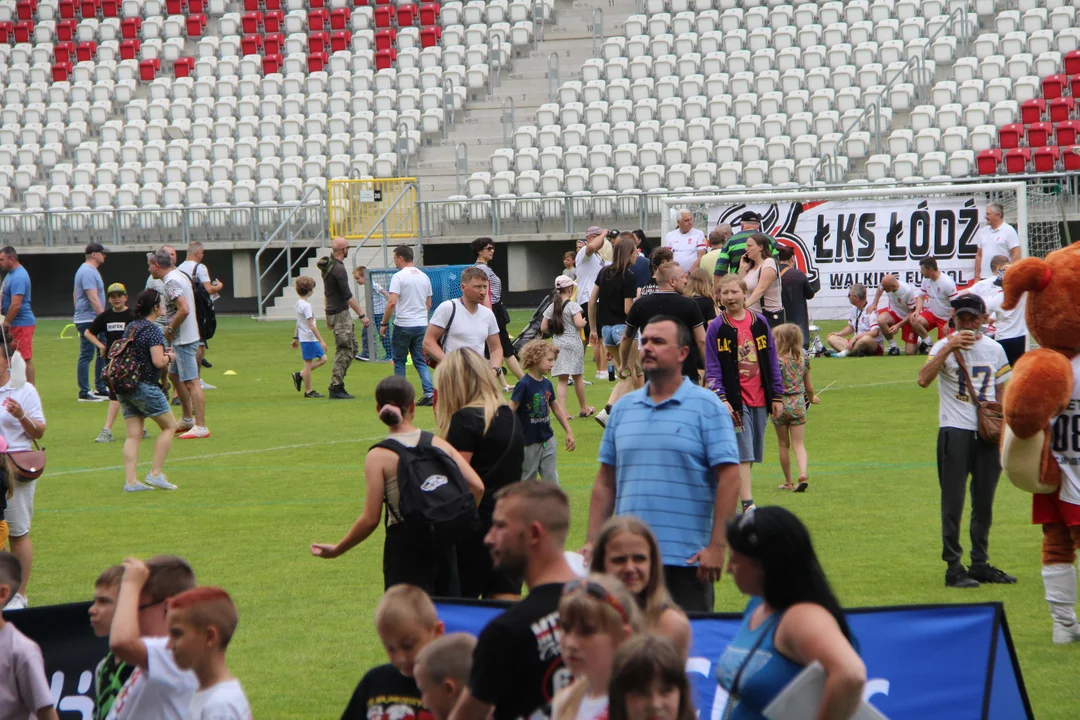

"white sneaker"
[4, 592, 27, 610]
[595, 408, 609, 429]
[94, 428, 114, 443]
[1053, 621, 1080, 644]
[595, 371, 608, 380]
[145, 472, 177, 490]
[200, 379, 216, 390]
[178, 426, 211, 440]
[124, 481, 154, 492]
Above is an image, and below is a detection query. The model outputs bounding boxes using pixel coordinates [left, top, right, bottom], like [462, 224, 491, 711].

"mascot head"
[1002, 242, 1080, 354]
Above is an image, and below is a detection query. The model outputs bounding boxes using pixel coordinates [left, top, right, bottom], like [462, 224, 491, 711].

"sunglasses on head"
[729, 508, 760, 554]
[562, 579, 629, 624]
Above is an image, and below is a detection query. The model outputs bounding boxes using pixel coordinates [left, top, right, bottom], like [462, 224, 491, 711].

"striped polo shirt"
[599, 377, 741, 566]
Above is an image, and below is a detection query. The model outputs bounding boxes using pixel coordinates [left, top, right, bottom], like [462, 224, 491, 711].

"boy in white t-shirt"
[913, 256, 958, 352]
[166, 587, 252, 720]
[107, 555, 199, 720]
[290, 276, 328, 399]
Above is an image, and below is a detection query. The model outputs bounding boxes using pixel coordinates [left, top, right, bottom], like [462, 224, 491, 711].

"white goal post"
[660, 181, 1069, 320]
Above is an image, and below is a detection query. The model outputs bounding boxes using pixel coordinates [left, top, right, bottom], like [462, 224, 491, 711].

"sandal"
[578, 406, 596, 418]
[777, 483, 795, 491]
[794, 476, 809, 493]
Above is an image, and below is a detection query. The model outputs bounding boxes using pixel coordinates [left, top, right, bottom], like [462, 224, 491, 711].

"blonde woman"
[435, 348, 525, 599]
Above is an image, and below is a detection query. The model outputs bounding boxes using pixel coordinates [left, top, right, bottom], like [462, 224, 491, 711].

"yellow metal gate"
[327, 178, 418, 240]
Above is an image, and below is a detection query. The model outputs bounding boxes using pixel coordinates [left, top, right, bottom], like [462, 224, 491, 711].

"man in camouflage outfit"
[317, 237, 369, 399]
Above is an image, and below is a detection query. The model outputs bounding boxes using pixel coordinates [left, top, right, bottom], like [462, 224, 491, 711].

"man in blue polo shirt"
[586, 315, 741, 612]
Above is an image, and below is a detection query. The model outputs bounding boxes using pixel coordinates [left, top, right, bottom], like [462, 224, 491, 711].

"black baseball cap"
[85, 242, 106, 255]
[951, 294, 986, 316]
[741, 211, 762, 223]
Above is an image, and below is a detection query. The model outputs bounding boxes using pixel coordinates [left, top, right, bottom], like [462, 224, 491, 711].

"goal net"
[661, 181, 1062, 322]
[360, 264, 473, 362]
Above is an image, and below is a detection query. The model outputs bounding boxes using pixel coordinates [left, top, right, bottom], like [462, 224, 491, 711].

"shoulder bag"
[425, 299, 457, 369]
[10, 439, 45, 482]
[954, 351, 1004, 445]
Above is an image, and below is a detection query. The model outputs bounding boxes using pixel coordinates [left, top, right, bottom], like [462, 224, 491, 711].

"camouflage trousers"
[326, 310, 357, 386]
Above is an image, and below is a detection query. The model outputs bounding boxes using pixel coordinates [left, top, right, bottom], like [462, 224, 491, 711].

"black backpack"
[181, 263, 217, 341]
[375, 431, 479, 544]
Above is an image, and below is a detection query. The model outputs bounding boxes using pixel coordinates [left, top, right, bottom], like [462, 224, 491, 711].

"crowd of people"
[0, 202, 1045, 719]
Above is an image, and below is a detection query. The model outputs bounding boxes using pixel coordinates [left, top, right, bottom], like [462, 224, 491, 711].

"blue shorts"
[736, 405, 768, 464]
[118, 381, 171, 419]
[601, 324, 626, 346]
[301, 341, 325, 361]
[168, 341, 199, 382]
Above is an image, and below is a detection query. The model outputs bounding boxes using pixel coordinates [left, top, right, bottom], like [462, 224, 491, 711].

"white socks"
[1043, 563, 1080, 644]
[836, 350, 849, 358]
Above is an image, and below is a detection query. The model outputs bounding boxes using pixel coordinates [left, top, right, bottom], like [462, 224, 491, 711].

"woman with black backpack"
[310, 376, 484, 597]
[113, 289, 178, 493]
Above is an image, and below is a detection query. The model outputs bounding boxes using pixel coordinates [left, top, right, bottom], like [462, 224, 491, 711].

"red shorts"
[1033, 490, 1080, 527]
[880, 308, 918, 345]
[8, 325, 34, 359]
[919, 309, 951, 339]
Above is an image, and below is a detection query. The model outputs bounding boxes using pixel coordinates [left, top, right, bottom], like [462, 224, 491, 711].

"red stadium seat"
[120, 16, 140, 38]
[101, 0, 116, 15]
[166, 0, 184, 13]
[139, 57, 160, 81]
[76, 40, 97, 61]
[262, 53, 281, 73]
[375, 0, 390, 5]
[263, 32, 284, 55]
[1067, 50, 1080, 76]
[998, 123, 1023, 150]
[188, 0, 203, 12]
[1069, 74, 1080, 99]
[1048, 97, 1074, 123]
[120, 38, 140, 59]
[1020, 99, 1045, 125]
[14, 21, 34, 43]
[1064, 146, 1080, 171]
[59, 0, 76, 18]
[375, 47, 396, 69]
[353, 0, 368, 6]
[54, 41, 75, 62]
[1026, 121, 1052, 147]
[374, 5, 392, 27]
[308, 30, 329, 53]
[80, 0, 96, 19]
[1003, 148, 1030, 174]
[397, 3, 417, 26]
[241, 33, 263, 55]
[1032, 146, 1059, 172]
[242, 11, 262, 33]
[307, 8, 328, 30]
[309, 0, 324, 7]
[375, 27, 396, 50]
[263, 9, 283, 32]
[16, 1, 33, 21]
[174, 56, 195, 77]
[330, 29, 351, 51]
[186, 13, 205, 36]
[307, 51, 327, 71]
[52, 61, 72, 81]
[1055, 120, 1080, 147]
[0, 22, 11, 43]
[330, 7, 349, 29]
[264, 0, 280, 9]
[976, 149, 1002, 175]
[419, 2, 439, 25]
[1043, 74, 1066, 100]
[420, 24, 440, 47]
[243, 0, 258, 10]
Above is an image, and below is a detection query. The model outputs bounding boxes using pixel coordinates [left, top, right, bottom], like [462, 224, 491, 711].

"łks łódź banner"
[6, 600, 1031, 719]
[706, 197, 987, 318]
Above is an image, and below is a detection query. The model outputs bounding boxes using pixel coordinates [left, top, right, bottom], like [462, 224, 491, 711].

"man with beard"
[449, 481, 577, 720]
[586, 316, 741, 612]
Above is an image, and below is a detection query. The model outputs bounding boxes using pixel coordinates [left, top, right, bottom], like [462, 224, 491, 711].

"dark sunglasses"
[562, 579, 629, 624]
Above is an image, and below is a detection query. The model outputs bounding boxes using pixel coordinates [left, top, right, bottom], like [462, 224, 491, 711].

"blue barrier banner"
[435, 601, 1032, 720]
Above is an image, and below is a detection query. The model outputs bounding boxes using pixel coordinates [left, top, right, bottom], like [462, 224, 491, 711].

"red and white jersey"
[885, 281, 918, 316]
[921, 274, 958, 319]
[985, 289, 1027, 341]
[1052, 355, 1080, 506]
[849, 303, 882, 345]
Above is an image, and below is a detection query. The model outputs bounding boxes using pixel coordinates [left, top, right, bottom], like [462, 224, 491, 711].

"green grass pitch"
[20, 314, 1080, 719]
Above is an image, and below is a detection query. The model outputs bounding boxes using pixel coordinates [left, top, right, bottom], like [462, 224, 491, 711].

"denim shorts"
[736, 405, 768, 464]
[119, 381, 171, 419]
[301, 341, 325, 361]
[601, 324, 626, 346]
[169, 340, 199, 382]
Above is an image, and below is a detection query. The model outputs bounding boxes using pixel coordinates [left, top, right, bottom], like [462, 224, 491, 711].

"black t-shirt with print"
[341, 663, 434, 720]
[447, 405, 525, 511]
[88, 307, 136, 352]
[469, 583, 569, 720]
[624, 292, 706, 380]
[595, 268, 637, 327]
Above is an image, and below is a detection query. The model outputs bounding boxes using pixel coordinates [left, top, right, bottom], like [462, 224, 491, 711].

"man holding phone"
[917, 294, 1016, 589]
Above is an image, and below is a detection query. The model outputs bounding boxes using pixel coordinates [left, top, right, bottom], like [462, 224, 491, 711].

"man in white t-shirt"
[382, 246, 435, 405]
[423, 267, 501, 369]
[576, 227, 610, 381]
[826, 283, 883, 357]
[149, 250, 207, 441]
[178, 241, 223, 384]
[663, 210, 707, 273]
[973, 203, 1021, 281]
[912, 256, 958, 352]
[869, 274, 919, 355]
[918, 294, 1016, 589]
[107, 556, 199, 720]
[983, 260, 1028, 367]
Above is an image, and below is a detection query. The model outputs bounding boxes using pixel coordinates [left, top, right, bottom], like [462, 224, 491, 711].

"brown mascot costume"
[1000, 241, 1080, 644]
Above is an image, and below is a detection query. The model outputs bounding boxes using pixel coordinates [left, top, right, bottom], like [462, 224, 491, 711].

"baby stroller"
[511, 294, 554, 355]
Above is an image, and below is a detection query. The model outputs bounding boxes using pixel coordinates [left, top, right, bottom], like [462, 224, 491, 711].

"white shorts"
[4, 478, 35, 537]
